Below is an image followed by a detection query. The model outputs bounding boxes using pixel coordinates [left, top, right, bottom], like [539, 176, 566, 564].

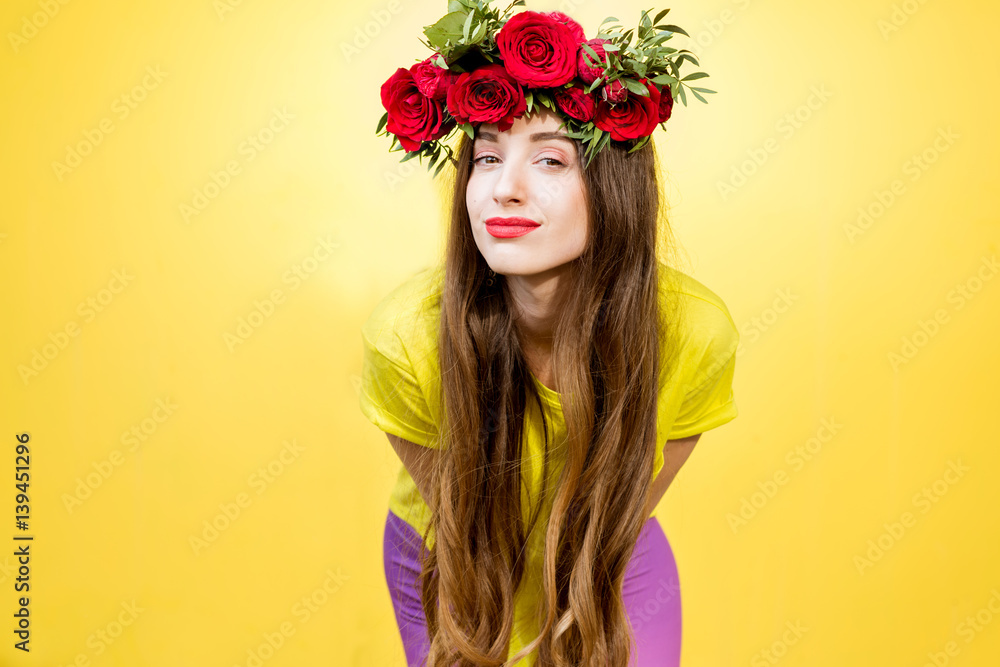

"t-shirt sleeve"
[359, 314, 440, 448]
[667, 301, 740, 440]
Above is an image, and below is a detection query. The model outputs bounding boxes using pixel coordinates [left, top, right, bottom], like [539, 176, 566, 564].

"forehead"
[474, 106, 574, 143]
[474, 129, 577, 147]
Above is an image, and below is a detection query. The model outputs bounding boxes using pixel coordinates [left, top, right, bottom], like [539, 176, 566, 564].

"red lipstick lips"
[485, 216, 540, 238]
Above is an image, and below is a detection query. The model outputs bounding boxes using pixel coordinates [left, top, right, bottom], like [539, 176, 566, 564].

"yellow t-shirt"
[358, 262, 739, 664]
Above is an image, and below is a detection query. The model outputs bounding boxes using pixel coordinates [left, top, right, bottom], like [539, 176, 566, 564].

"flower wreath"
[375, 0, 714, 177]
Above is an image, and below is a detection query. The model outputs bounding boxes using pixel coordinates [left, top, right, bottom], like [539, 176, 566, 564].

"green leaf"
[648, 31, 672, 46]
[434, 54, 448, 69]
[690, 87, 716, 94]
[586, 77, 603, 94]
[690, 88, 707, 104]
[623, 77, 648, 96]
[471, 20, 487, 42]
[677, 50, 701, 66]
[661, 24, 690, 37]
[593, 126, 603, 144]
[651, 74, 676, 85]
[584, 140, 598, 170]
[423, 12, 469, 47]
[627, 135, 649, 153]
[581, 42, 603, 68]
[674, 53, 694, 68]
[525, 90, 534, 112]
[681, 71, 709, 81]
[653, 8, 670, 24]
[599, 16, 620, 26]
[400, 150, 422, 163]
[433, 157, 448, 177]
[462, 10, 475, 42]
[678, 84, 687, 106]
[460, 122, 475, 140]
[375, 111, 388, 134]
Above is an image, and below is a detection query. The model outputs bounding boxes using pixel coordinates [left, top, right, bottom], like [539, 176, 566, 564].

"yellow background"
[2, 0, 998, 665]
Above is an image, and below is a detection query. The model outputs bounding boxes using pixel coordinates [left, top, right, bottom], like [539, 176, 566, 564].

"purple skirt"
[383, 509, 682, 666]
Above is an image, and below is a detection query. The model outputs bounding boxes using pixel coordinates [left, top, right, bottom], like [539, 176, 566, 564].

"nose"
[491, 154, 528, 206]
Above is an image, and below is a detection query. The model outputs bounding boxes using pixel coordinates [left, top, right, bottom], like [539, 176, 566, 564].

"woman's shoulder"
[659, 262, 733, 311]
[361, 264, 444, 356]
[658, 263, 740, 373]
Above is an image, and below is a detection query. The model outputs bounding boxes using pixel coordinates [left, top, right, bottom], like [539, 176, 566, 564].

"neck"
[504, 262, 576, 346]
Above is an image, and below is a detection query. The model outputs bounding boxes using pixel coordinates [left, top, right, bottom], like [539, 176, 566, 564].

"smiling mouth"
[485, 216, 540, 227]
[485, 218, 539, 238]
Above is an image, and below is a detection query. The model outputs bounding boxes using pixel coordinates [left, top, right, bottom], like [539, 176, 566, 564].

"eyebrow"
[475, 130, 576, 146]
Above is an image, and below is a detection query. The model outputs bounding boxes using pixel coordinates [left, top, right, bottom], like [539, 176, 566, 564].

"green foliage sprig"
[565, 7, 716, 167]
[420, 0, 526, 67]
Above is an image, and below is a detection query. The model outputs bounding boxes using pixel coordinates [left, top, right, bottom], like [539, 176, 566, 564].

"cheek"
[568, 182, 588, 225]
[466, 177, 484, 208]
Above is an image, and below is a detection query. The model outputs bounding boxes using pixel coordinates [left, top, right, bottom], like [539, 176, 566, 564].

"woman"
[361, 7, 738, 666]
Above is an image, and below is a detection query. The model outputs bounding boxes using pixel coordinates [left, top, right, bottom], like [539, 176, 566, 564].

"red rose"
[600, 78, 627, 103]
[412, 54, 457, 102]
[658, 83, 674, 123]
[446, 63, 527, 132]
[554, 83, 595, 122]
[496, 11, 579, 88]
[577, 38, 611, 85]
[594, 78, 661, 141]
[380, 66, 454, 152]
[541, 11, 586, 43]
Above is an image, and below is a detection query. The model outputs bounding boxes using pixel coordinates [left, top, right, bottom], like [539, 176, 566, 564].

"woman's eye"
[472, 155, 564, 167]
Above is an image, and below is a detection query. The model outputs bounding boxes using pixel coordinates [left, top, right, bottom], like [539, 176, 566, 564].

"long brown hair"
[416, 117, 682, 666]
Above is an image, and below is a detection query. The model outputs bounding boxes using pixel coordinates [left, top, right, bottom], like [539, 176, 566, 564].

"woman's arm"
[643, 433, 702, 517]
[386, 433, 439, 512]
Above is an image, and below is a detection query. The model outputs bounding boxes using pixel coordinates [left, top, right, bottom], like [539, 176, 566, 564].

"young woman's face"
[466, 107, 589, 279]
